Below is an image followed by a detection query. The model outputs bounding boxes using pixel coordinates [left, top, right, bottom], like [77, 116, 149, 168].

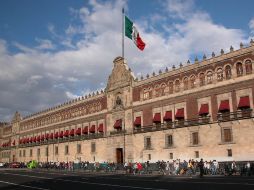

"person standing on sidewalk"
[198, 158, 204, 177]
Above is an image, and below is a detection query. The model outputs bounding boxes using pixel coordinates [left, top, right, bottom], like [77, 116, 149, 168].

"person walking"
[198, 158, 204, 177]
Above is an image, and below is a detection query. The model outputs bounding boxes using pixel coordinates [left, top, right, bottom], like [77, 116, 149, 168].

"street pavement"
[0, 169, 253, 190]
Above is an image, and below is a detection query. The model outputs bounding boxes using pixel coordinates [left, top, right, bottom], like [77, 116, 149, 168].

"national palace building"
[1, 40, 254, 164]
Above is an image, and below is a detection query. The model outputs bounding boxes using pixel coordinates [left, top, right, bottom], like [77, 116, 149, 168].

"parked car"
[10, 162, 20, 168]
[0, 162, 4, 168]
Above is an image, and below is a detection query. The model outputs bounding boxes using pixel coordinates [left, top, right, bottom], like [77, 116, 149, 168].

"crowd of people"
[1, 159, 253, 177]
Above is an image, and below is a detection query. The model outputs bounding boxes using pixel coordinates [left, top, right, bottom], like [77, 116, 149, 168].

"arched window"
[154, 85, 161, 97]
[190, 75, 196, 88]
[207, 71, 213, 84]
[161, 83, 166, 96]
[217, 68, 223, 81]
[245, 60, 252, 74]
[183, 77, 188, 90]
[143, 88, 149, 100]
[175, 80, 180, 92]
[199, 73, 205, 86]
[225, 65, 232, 79]
[169, 82, 173, 94]
[236, 62, 243, 77]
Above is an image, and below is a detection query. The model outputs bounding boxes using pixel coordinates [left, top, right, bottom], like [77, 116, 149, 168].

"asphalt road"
[0, 169, 253, 190]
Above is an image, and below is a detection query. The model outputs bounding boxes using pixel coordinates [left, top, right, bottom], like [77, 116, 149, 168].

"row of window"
[144, 128, 233, 150]
[142, 60, 253, 100]
[19, 143, 96, 157]
[146, 149, 233, 161]
[133, 95, 252, 128]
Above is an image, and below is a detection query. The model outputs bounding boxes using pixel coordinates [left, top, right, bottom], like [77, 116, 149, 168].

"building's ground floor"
[1, 118, 254, 163]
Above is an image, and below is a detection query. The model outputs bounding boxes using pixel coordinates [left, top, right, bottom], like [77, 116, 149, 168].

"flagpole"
[122, 8, 124, 59]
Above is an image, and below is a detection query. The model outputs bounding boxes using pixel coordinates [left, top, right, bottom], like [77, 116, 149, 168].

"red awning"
[54, 132, 59, 139]
[175, 108, 184, 119]
[114, 119, 122, 128]
[219, 100, 230, 112]
[76, 128, 81, 135]
[64, 130, 69, 137]
[33, 137, 36, 142]
[36, 136, 41, 142]
[134, 117, 141, 126]
[45, 133, 49, 140]
[41, 135, 45, 141]
[12, 140, 15, 146]
[89, 125, 96, 133]
[50, 133, 54, 139]
[19, 139, 22, 144]
[153, 113, 161, 123]
[83, 126, 88, 134]
[238, 96, 250, 109]
[97, 124, 104, 132]
[30, 137, 33, 143]
[59, 131, 64, 138]
[199, 104, 209, 115]
[70, 129, 75, 136]
[163, 111, 172, 121]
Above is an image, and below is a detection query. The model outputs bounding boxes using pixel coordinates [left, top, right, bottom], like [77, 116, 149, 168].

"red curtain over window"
[54, 132, 59, 139]
[89, 125, 96, 133]
[33, 137, 36, 142]
[238, 96, 250, 109]
[114, 119, 122, 128]
[64, 130, 69, 137]
[12, 140, 15, 146]
[175, 108, 184, 119]
[41, 135, 45, 141]
[50, 133, 54, 139]
[97, 124, 104, 132]
[83, 126, 88, 134]
[36, 136, 41, 142]
[199, 104, 209, 115]
[30, 137, 33, 143]
[45, 133, 49, 140]
[163, 111, 172, 121]
[70, 129, 75, 136]
[219, 100, 230, 112]
[59, 131, 64, 138]
[153, 113, 161, 123]
[76, 128, 81, 135]
[134, 116, 141, 126]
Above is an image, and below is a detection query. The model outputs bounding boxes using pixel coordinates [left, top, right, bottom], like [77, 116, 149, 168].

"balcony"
[109, 129, 126, 136]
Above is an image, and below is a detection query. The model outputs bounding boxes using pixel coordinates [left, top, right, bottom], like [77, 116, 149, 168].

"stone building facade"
[1, 41, 254, 163]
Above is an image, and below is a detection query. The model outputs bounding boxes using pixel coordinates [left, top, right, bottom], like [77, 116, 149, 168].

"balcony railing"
[5, 110, 253, 150]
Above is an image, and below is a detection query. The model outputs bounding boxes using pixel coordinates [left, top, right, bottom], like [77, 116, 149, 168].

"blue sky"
[0, 0, 254, 121]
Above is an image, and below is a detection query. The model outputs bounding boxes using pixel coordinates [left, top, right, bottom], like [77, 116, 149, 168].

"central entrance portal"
[116, 148, 123, 163]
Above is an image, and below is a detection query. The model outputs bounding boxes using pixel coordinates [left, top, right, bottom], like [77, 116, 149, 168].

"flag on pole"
[125, 16, 146, 51]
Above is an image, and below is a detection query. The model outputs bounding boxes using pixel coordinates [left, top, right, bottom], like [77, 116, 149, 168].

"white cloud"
[35, 38, 55, 50]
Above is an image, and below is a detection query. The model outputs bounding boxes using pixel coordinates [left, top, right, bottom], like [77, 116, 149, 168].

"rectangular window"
[195, 151, 199, 158]
[65, 145, 69, 155]
[169, 153, 173, 159]
[223, 128, 232, 142]
[166, 135, 173, 147]
[77, 144, 81, 154]
[19, 150, 22, 157]
[23, 150, 26, 157]
[227, 149, 232, 157]
[55, 146, 58, 155]
[30, 149, 33, 157]
[144, 137, 152, 149]
[45, 147, 48, 156]
[37, 148, 40, 157]
[148, 154, 151, 160]
[192, 132, 199, 145]
[91, 142, 96, 153]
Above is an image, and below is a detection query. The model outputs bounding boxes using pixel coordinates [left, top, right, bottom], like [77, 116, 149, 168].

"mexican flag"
[125, 16, 146, 51]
